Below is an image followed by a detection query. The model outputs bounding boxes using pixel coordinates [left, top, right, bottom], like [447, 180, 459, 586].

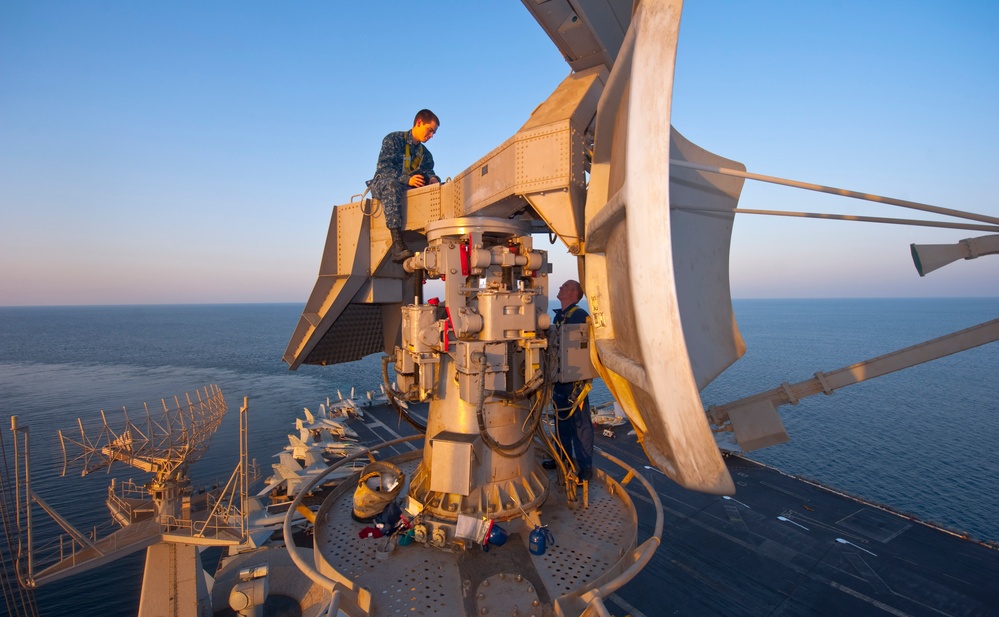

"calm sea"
[0, 299, 996, 615]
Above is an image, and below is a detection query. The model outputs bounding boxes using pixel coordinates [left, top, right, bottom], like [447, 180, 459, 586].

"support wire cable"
[672, 204, 999, 234]
[670, 158, 999, 227]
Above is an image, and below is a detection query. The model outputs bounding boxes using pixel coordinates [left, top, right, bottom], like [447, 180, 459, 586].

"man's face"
[412, 120, 438, 143]
[557, 282, 578, 305]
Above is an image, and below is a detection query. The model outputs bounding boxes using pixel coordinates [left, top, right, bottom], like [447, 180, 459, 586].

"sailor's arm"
[420, 149, 440, 184]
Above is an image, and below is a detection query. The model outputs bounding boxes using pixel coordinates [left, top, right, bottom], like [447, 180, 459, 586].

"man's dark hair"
[414, 109, 440, 127]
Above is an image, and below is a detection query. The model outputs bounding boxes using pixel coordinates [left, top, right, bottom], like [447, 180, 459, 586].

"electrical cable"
[381, 356, 427, 433]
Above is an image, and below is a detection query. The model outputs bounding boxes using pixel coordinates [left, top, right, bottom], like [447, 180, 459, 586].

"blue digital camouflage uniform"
[552, 302, 594, 479]
[369, 130, 439, 231]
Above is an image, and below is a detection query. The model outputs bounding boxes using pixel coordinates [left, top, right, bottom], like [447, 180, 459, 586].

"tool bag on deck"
[351, 461, 405, 523]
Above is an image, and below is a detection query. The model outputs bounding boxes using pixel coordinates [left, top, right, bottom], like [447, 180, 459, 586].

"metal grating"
[313, 457, 638, 614]
[536, 483, 630, 596]
[315, 459, 464, 614]
[304, 303, 386, 366]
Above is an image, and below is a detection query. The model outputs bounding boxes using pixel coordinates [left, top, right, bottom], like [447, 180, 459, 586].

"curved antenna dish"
[583, 0, 739, 495]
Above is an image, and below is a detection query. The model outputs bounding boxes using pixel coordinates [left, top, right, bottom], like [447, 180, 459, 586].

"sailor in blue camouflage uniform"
[369, 109, 441, 263]
[550, 279, 594, 481]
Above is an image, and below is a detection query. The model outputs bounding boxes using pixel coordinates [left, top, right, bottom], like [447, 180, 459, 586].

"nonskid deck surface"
[598, 436, 999, 616]
[350, 402, 999, 617]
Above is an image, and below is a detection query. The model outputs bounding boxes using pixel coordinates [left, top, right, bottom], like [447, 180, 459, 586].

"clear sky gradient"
[2, 1, 997, 306]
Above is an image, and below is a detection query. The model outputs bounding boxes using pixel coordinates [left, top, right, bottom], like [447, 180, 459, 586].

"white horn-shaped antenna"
[911, 234, 999, 276]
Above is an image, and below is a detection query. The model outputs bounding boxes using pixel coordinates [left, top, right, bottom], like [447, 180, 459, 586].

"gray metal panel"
[557, 322, 599, 382]
[284, 201, 406, 369]
[669, 127, 747, 388]
[428, 431, 481, 496]
[405, 68, 605, 246]
[521, 0, 632, 72]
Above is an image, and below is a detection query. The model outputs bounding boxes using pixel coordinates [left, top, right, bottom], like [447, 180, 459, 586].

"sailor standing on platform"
[369, 109, 441, 263]
[550, 279, 595, 481]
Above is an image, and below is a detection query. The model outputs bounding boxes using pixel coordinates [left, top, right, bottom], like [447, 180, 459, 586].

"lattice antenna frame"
[8, 390, 249, 591]
[58, 385, 227, 483]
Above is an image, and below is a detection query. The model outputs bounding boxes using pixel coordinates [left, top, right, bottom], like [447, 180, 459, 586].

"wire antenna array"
[58, 384, 227, 480]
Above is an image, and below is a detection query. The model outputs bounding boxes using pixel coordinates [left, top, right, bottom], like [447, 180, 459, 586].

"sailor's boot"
[390, 229, 414, 264]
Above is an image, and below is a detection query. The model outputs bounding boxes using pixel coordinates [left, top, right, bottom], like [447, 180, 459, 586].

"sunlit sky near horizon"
[2, 1, 997, 307]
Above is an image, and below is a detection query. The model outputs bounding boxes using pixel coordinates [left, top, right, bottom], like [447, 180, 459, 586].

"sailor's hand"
[408, 174, 426, 188]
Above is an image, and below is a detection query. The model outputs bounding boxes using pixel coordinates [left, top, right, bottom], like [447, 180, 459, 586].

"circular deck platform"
[308, 448, 660, 616]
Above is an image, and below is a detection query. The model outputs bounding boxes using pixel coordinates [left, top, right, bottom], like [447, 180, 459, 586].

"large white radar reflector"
[584, 0, 744, 495]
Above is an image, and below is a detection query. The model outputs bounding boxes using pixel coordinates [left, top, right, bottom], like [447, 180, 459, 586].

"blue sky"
[2, 1, 997, 306]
